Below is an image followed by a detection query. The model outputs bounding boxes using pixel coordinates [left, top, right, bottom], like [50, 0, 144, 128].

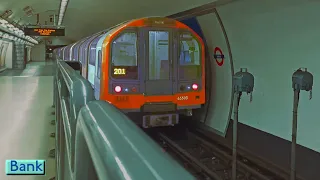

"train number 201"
[114, 68, 126, 75]
[177, 96, 188, 100]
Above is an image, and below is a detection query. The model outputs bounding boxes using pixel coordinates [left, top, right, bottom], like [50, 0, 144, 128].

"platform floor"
[0, 61, 55, 77]
[0, 62, 55, 179]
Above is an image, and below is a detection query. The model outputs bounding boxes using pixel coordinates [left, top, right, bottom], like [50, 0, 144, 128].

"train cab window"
[97, 50, 102, 79]
[148, 31, 169, 80]
[111, 32, 138, 79]
[179, 33, 201, 79]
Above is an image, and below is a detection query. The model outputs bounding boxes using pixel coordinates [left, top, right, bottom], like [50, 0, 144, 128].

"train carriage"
[55, 17, 206, 128]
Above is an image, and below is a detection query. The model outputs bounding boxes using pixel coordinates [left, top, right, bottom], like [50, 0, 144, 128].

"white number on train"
[177, 96, 188, 100]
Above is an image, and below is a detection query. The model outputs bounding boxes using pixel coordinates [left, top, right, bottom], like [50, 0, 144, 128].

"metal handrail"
[75, 101, 195, 180]
[53, 60, 195, 180]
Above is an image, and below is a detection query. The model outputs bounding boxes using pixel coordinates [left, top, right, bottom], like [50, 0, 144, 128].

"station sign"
[24, 27, 65, 36]
[213, 47, 224, 66]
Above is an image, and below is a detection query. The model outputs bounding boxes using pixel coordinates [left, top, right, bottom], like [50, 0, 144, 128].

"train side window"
[89, 48, 96, 66]
[82, 50, 86, 63]
[88, 47, 96, 85]
[97, 50, 102, 79]
[73, 45, 78, 60]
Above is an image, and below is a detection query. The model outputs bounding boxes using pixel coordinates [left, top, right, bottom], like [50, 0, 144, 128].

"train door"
[94, 49, 102, 99]
[143, 29, 176, 95]
[94, 35, 106, 100]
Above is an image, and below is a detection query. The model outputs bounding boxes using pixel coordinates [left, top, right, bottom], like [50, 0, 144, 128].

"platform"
[0, 61, 55, 77]
[0, 62, 55, 179]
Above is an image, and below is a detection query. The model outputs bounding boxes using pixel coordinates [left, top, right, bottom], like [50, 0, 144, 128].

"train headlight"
[192, 84, 198, 90]
[115, 86, 122, 93]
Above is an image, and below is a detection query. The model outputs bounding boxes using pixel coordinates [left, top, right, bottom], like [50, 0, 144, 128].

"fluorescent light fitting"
[58, 0, 69, 25]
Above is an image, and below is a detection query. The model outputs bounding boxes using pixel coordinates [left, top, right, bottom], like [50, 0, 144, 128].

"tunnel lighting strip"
[58, 0, 69, 26]
[0, 18, 38, 45]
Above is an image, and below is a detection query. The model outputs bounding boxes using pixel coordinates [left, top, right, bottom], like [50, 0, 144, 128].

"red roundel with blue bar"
[213, 47, 224, 66]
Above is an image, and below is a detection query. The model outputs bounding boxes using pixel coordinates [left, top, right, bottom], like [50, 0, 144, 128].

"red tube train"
[53, 17, 206, 128]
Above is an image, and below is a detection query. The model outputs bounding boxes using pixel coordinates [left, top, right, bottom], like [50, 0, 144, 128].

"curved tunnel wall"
[180, 0, 320, 153]
[181, 13, 234, 137]
[217, 0, 320, 153]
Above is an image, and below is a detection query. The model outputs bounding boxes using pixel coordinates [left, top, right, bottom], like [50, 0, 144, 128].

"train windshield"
[111, 32, 138, 79]
[179, 33, 201, 80]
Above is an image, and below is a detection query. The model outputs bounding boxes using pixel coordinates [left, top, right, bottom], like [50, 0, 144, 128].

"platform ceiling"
[0, 0, 233, 42]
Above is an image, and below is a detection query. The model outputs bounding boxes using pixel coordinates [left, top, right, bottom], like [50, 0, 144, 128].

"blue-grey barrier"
[54, 60, 195, 180]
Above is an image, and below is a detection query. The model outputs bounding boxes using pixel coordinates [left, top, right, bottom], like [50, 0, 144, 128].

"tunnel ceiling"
[0, 0, 233, 42]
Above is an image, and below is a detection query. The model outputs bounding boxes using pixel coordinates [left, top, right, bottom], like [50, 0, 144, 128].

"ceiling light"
[58, 0, 69, 25]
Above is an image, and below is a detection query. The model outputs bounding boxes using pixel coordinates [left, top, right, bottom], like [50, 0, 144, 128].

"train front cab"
[103, 21, 205, 128]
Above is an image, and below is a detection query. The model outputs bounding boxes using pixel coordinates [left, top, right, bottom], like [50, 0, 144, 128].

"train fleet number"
[114, 68, 126, 75]
[177, 96, 188, 100]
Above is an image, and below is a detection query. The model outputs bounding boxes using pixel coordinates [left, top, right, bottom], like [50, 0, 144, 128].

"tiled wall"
[13, 42, 26, 69]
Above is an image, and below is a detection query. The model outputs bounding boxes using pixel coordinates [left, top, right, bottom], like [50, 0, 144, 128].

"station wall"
[27, 47, 31, 62]
[30, 43, 45, 61]
[196, 13, 234, 137]
[194, 0, 320, 153]
[30, 37, 73, 62]
[5, 42, 13, 68]
[48, 37, 73, 45]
